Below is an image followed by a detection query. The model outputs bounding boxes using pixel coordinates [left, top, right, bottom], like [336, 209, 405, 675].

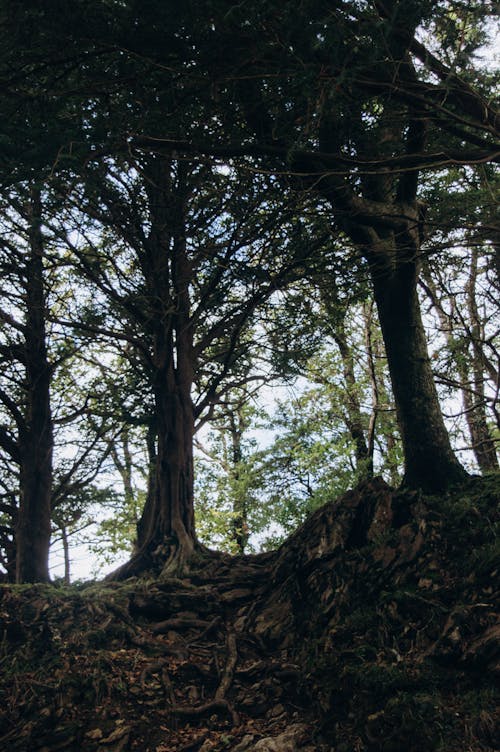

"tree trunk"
[420, 259, 498, 474]
[228, 410, 249, 555]
[136, 421, 158, 549]
[369, 249, 467, 492]
[373, 331, 401, 485]
[464, 249, 499, 471]
[332, 319, 373, 479]
[61, 525, 70, 585]
[319, 287, 372, 477]
[115, 366, 196, 580]
[112, 392, 196, 580]
[110, 158, 198, 579]
[111, 427, 136, 509]
[0, 495, 17, 582]
[461, 377, 499, 472]
[15, 188, 53, 584]
[139, 374, 196, 572]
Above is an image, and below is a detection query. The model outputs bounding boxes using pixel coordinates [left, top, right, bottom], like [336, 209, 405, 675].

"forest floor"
[0, 475, 498, 751]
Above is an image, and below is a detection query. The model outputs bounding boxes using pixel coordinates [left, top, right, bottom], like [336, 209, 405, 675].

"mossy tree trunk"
[135, 361, 196, 574]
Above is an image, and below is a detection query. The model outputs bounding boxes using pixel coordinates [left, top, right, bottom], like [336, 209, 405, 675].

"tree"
[0, 187, 54, 582]
[130, 0, 497, 490]
[413, 160, 499, 471]
[55, 155, 320, 576]
[0, 0, 497, 582]
[421, 248, 499, 472]
[197, 0, 495, 490]
[0, 182, 126, 582]
[195, 290, 403, 552]
[195, 391, 263, 554]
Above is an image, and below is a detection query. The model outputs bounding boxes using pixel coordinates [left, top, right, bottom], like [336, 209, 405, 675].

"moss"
[298, 476, 499, 751]
[2, 477, 498, 751]
[469, 538, 500, 577]
[339, 606, 381, 633]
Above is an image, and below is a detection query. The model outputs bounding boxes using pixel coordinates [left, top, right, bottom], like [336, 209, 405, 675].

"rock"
[231, 734, 256, 751]
[252, 723, 310, 751]
[199, 741, 214, 752]
[267, 703, 286, 718]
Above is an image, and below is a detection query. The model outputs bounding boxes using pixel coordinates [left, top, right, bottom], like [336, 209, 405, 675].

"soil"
[0, 475, 498, 751]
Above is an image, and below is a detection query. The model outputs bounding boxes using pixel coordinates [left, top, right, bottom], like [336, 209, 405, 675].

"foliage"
[0, 0, 498, 578]
[86, 490, 144, 572]
[194, 300, 403, 552]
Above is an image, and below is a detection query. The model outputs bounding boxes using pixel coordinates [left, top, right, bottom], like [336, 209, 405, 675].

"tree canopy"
[0, 0, 498, 582]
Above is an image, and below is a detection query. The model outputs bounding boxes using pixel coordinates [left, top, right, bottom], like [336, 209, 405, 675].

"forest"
[0, 1, 498, 750]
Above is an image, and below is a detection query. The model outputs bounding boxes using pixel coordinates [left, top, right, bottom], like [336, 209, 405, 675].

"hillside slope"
[1, 475, 498, 751]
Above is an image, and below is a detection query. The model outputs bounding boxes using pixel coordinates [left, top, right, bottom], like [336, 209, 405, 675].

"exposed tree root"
[173, 699, 240, 726]
[215, 630, 238, 700]
[0, 476, 498, 751]
[151, 617, 214, 634]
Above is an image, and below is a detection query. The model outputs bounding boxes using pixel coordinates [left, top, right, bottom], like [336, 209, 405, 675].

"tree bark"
[228, 410, 249, 555]
[16, 188, 53, 583]
[0, 494, 17, 582]
[134, 370, 196, 573]
[369, 244, 467, 492]
[61, 525, 70, 585]
[372, 328, 401, 485]
[461, 377, 499, 472]
[362, 301, 378, 477]
[110, 159, 198, 579]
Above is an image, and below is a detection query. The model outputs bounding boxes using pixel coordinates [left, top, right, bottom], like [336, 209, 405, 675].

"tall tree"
[416, 160, 499, 471]
[1, 0, 497, 582]
[0, 187, 53, 582]
[2, 3, 498, 493]
[57, 155, 318, 575]
[0, 183, 122, 582]
[164, 0, 498, 490]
